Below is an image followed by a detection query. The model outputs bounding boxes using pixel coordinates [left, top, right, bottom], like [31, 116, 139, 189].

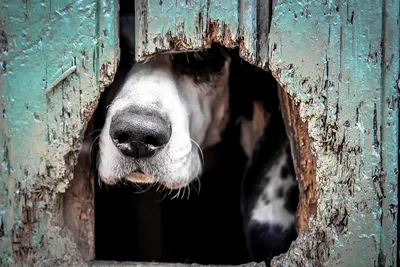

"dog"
[97, 41, 231, 189]
[96, 14, 299, 266]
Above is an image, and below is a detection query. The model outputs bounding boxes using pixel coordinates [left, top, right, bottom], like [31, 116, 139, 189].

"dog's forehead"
[170, 44, 230, 83]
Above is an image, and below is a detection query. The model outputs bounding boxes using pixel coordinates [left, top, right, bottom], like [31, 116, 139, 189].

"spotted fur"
[240, 103, 299, 266]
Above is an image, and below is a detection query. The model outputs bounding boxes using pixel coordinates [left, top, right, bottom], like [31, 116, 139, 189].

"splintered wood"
[277, 84, 317, 232]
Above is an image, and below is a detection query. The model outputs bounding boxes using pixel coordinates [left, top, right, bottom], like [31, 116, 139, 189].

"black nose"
[109, 109, 172, 158]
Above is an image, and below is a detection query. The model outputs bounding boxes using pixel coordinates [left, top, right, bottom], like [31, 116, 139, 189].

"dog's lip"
[123, 171, 186, 190]
[124, 171, 156, 184]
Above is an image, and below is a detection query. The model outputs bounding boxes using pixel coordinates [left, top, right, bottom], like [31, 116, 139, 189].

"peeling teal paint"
[268, 0, 399, 266]
[135, 0, 269, 67]
[0, 0, 119, 265]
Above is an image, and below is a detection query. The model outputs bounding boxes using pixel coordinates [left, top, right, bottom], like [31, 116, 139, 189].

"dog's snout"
[109, 109, 172, 158]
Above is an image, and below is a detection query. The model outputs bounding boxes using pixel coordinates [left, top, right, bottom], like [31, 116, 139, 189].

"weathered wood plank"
[0, 0, 119, 265]
[135, 0, 271, 68]
[268, 0, 399, 266]
[135, 0, 238, 56]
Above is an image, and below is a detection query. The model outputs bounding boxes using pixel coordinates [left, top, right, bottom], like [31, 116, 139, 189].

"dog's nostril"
[144, 136, 160, 147]
[115, 132, 130, 144]
[109, 110, 172, 158]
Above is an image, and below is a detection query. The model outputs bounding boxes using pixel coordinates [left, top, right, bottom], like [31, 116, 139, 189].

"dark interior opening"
[84, 0, 286, 265]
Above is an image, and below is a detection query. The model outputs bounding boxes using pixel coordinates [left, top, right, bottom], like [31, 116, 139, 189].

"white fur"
[251, 148, 297, 229]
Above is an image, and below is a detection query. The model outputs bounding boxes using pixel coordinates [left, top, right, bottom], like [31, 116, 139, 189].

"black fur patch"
[171, 43, 228, 84]
[246, 220, 297, 266]
[284, 184, 299, 214]
[280, 166, 289, 179]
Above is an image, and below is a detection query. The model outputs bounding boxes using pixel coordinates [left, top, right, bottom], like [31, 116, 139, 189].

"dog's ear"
[239, 101, 271, 159]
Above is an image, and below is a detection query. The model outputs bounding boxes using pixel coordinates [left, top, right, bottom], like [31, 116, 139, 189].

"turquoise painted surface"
[269, 0, 398, 266]
[135, 0, 269, 67]
[0, 0, 118, 265]
[136, 0, 238, 56]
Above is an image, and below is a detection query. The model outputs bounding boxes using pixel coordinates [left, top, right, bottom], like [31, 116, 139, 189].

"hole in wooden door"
[63, 0, 317, 265]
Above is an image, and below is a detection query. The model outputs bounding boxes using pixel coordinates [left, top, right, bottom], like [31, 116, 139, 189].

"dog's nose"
[109, 110, 172, 158]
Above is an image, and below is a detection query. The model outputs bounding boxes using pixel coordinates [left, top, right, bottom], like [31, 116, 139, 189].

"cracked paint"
[0, 0, 119, 265]
[135, 0, 272, 69]
[268, 0, 399, 266]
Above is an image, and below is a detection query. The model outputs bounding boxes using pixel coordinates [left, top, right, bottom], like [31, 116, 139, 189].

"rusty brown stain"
[238, 37, 257, 67]
[277, 84, 318, 232]
[139, 19, 242, 61]
[63, 125, 96, 261]
[203, 20, 236, 49]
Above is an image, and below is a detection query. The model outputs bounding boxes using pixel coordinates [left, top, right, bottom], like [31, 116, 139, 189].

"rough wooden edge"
[63, 120, 96, 261]
[134, 0, 272, 70]
[277, 84, 317, 232]
[90, 261, 266, 267]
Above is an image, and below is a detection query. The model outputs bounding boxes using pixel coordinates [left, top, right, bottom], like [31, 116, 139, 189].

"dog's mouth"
[123, 170, 185, 190]
[124, 170, 156, 184]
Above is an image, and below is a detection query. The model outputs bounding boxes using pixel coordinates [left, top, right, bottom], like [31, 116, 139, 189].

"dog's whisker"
[135, 182, 155, 194]
[168, 187, 174, 196]
[87, 129, 102, 138]
[175, 187, 182, 200]
[89, 134, 101, 163]
[157, 184, 172, 203]
[171, 189, 178, 200]
[182, 186, 187, 200]
[187, 184, 191, 200]
[97, 176, 103, 189]
[155, 184, 167, 203]
[191, 139, 204, 166]
[133, 183, 145, 193]
[156, 183, 162, 193]
[95, 151, 101, 175]
[156, 194, 166, 203]
[195, 176, 201, 196]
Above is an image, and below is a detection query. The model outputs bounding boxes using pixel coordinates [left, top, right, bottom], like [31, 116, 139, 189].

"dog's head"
[97, 44, 231, 189]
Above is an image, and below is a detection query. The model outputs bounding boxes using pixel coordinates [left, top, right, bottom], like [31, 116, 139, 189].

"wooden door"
[0, 0, 398, 266]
